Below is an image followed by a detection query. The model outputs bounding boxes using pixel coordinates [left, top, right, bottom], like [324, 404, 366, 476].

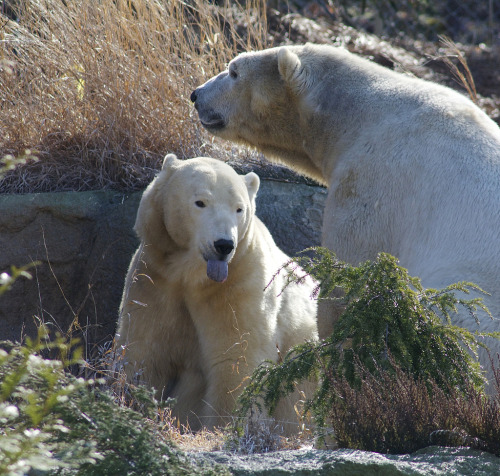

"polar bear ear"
[134, 179, 175, 252]
[244, 172, 260, 201]
[278, 48, 310, 93]
[160, 153, 183, 182]
[162, 153, 180, 171]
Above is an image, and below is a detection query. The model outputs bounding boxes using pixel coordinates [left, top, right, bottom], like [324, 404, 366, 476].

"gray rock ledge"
[0, 180, 326, 345]
[188, 446, 500, 475]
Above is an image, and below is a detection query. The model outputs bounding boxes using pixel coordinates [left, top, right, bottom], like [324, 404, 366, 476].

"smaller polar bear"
[191, 44, 500, 387]
[115, 154, 318, 432]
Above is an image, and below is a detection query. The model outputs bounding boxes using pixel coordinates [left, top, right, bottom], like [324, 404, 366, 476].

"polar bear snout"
[214, 239, 234, 257]
[190, 70, 224, 105]
[190, 85, 227, 131]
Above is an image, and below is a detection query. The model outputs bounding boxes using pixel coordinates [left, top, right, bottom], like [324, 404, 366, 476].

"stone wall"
[0, 181, 326, 348]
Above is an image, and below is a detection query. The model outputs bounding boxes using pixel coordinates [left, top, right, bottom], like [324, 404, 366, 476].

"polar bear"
[115, 154, 318, 431]
[191, 44, 500, 384]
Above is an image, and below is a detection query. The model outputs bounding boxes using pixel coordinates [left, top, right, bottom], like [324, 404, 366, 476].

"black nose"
[190, 89, 197, 103]
[214, 239, 234, 256]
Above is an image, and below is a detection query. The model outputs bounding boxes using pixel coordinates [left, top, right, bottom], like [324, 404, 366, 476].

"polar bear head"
[190, 45, 325, 180]
[191, 46, 306, 140]
[135, 154, 260, 283]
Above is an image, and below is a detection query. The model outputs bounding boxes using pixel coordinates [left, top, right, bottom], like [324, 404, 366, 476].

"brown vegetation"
[1, 1, 499, 193]
[329, 357, 500, 455]
[0, 0, 268, 192]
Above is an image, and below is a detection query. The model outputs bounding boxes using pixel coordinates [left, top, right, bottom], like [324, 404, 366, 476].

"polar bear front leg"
[197, 310, 262, 429]
[186, 300, 267, 429]
[199, 356, 249, 429]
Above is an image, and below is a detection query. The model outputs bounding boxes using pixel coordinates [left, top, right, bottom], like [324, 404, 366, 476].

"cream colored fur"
[115, 154, 318, 431]
[192, 44, 500, 385]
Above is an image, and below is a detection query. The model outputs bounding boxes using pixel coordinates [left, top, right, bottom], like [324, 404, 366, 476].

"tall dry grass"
[0, 0, 269, 192]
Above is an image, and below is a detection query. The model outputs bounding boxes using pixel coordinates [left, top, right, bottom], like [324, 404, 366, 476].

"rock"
[254, 180, 325, 254]
[189, 446, 500, 475]
[0, 191, 141, 347]
[0, 181, 325, 346]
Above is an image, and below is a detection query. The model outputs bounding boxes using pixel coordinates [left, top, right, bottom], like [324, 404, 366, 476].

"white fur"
[192, 44, 500, 385]
[115, 155, 318, 431]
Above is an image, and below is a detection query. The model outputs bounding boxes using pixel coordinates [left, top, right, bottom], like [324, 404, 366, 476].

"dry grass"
[2, 2, 493, 194]
[0, 0, 269, 192]
[160, 409, 228, 453]
[329, 357, 500, 455]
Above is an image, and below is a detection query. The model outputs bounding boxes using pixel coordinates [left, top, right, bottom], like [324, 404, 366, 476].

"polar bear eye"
[195, 200, 206, 208]
[236, 207, 243, 213]
[229, 69, 238, 79]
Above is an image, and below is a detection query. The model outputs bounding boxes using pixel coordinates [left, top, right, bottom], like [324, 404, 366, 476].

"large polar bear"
[191, 44, 500, 382]
[115, 154, 318, 431]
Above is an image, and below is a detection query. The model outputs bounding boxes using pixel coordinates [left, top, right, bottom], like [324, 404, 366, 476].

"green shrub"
[235, 249, 500, 452]
[0, 327, 99, 474]
[0, 326, 227, 475]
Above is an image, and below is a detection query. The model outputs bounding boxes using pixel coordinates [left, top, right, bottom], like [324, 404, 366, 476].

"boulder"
[189, 446, 500, 475]
[0, 181, 325, 347]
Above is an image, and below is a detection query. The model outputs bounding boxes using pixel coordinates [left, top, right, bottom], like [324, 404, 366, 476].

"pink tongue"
[207, 260, 228, 283]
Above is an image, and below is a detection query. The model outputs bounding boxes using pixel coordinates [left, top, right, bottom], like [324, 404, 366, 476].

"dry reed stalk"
[438, 36, 478, 103]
